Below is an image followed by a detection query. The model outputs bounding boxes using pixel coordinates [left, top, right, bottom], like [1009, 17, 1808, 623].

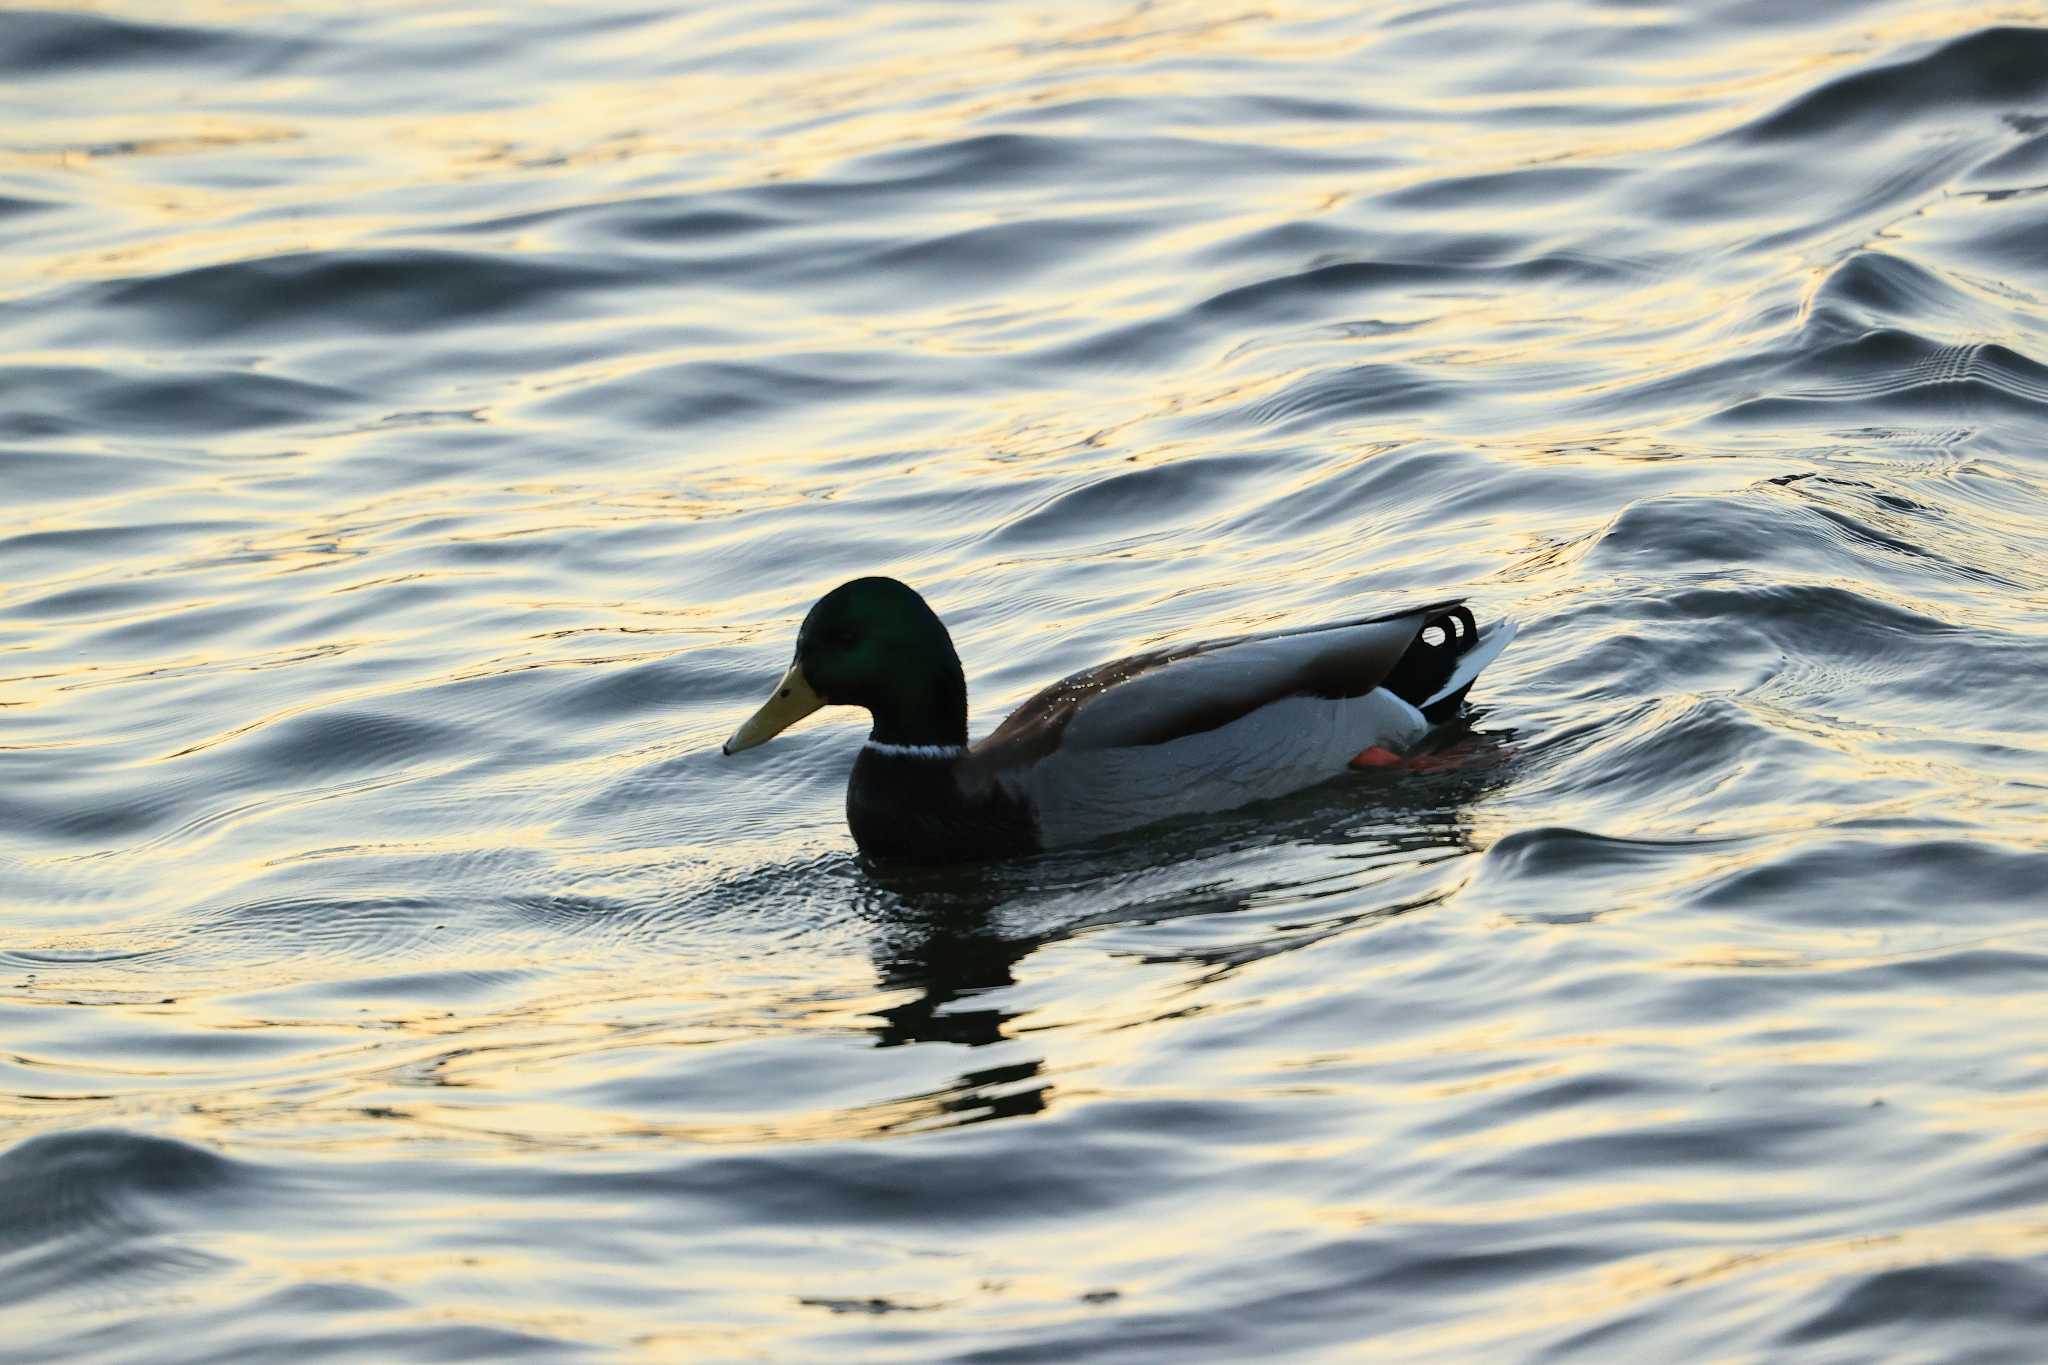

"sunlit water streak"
[4, 0, 2048, 1358]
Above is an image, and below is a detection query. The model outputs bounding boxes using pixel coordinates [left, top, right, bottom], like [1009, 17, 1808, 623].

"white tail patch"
[1422, 620, 1519, 709]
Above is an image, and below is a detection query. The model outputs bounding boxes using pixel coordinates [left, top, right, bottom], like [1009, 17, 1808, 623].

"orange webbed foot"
[1350, 738, 1496, 772]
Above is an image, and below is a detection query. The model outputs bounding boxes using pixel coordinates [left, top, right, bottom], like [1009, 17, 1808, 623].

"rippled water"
[5, 0, 2048, 1358]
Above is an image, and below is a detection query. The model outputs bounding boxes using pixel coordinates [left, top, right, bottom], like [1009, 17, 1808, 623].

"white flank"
[1024, 688, 1429, 849]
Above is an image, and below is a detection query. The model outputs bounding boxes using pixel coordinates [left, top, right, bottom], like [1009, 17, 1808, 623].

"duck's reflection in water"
[868, 892, 1028, 1050]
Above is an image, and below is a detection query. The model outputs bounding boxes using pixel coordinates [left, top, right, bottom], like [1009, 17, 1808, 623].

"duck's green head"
[722, 577, 968, 754]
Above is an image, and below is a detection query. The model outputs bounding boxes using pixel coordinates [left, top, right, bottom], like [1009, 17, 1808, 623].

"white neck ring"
[863, 740, 965, 760]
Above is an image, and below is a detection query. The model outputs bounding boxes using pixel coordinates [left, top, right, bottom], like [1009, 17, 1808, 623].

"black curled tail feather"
[1381, 605, 1480, 724]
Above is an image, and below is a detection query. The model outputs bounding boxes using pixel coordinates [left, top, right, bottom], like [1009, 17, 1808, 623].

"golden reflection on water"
[4, 0, 2046, 1357]
[1, 0, 2015, 306]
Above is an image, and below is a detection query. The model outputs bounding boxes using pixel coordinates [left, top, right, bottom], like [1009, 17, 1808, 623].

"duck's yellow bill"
[722, 661, 825, 754]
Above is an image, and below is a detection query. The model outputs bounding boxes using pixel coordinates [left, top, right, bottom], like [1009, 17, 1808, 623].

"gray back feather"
[972, 605, 1443, 764]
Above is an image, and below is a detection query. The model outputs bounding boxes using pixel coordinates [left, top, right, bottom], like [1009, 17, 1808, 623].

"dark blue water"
[4, 1, 2048, 1358]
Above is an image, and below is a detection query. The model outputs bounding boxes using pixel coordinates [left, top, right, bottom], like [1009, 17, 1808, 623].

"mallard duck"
[723, 577, 1516, 863]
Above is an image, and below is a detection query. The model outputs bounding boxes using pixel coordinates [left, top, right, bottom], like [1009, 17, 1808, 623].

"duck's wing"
[971, 600, 1465, 766]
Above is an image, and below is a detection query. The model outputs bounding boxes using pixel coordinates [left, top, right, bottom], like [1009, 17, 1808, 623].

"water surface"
[4, 1, 2048, 1359]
